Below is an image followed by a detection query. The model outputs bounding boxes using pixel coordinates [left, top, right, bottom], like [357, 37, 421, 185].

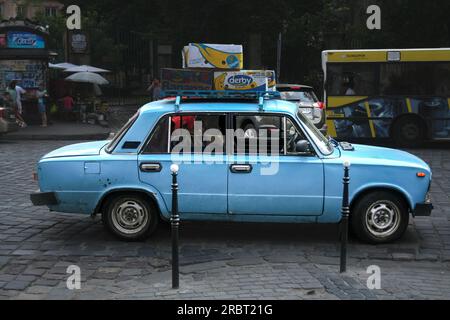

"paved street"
[0, 139, 450, 299]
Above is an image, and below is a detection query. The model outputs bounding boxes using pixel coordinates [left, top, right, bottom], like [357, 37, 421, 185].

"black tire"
[314, 110, 326, 130]
[351, 191, 409, 244]
[102, 194, 158, 241]
[392, 116, 425, 147]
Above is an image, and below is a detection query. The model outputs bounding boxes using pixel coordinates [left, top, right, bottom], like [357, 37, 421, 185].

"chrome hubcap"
[111, 200, 148, 235]
[365, 200, 400, 237]
[401, 123, 419, 139]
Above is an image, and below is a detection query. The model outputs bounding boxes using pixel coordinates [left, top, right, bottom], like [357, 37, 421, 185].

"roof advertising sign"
[7, 31, 45, 49]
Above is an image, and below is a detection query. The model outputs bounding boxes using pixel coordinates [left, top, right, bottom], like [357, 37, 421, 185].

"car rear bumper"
[30, 192, 58, 206]
[413, 203, 433, 216]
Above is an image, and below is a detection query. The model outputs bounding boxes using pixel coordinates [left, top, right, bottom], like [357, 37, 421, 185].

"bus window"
[380, 62, 450, 96]
[327, 64, 378, 96]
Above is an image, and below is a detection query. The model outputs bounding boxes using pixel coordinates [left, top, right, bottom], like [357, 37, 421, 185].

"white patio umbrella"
[49, 62, 78, 70]
[64, 65, 110, 73]
[65, 72, 109, 85]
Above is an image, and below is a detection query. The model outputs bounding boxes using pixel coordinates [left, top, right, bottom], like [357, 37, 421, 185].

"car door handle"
[140, 163, 162, 172]
[230, 164, 253, 173]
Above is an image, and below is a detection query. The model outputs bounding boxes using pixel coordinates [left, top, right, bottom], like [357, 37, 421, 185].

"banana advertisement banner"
[182, 43, 243, 69]
[161, 68, 213, 91]
[213, 71, 269, 91]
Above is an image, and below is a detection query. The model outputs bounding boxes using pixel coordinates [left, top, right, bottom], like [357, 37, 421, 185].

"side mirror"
[296, 140, 312, 153]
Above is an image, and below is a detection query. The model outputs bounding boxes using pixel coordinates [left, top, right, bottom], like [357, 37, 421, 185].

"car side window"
[232, 115, 309, 156]
[170, 114, 226, 154]
[142, 116, 169, 154]
[233, 115, 285, 155]
[285, 118, 308, 154]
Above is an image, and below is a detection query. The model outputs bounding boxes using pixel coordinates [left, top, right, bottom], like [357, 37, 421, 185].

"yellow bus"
[322, 48, 450, 146]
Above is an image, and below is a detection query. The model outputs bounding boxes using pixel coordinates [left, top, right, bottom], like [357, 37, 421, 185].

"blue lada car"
[30, 91, 433, 244]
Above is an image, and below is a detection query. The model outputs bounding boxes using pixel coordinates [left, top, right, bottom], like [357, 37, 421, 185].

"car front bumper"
[30, 192, 58, 206]
[413, 203, 433, 216]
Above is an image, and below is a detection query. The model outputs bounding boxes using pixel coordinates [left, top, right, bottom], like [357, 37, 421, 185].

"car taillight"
[33, 172, 38, 181]
[317, 102, 325, 110]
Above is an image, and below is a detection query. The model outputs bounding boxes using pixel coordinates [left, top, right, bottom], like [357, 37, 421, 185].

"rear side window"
[170, 114, 226, 154]
[142, 114, 226, 154]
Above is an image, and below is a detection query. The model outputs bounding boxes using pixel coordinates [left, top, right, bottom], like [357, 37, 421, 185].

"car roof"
[276, 84, 314, 89]
[139, 98, 299, 116]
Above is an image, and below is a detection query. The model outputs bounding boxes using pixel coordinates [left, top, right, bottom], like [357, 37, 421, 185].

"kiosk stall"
[0, 20, 50, 125]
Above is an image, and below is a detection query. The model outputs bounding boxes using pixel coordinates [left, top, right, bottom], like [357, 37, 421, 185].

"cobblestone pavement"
[0, 140, 449, 300]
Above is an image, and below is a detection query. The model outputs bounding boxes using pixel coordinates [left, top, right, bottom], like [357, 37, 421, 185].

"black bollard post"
[340, 161, 350, 273]
[170, 164, 180, 289]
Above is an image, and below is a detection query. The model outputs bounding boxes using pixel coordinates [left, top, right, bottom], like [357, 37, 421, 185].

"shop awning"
[65, 71, 109, 85]
[49, 62, 78, 70]
[63, 65, 110, 73]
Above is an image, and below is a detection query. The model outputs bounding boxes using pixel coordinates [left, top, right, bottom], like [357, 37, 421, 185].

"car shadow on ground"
[79, 218, 419, 251]
[151, 220, 419, 247]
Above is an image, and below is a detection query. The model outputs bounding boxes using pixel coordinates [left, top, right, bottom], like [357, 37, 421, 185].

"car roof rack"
[161, 90, 281, 111]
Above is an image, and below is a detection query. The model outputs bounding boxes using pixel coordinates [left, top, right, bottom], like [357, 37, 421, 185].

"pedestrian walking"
[15, 82, 26, 114]
[7, 81, 27, 127]
[36, 88, 48, 127]
[147, 78, 162, 101]
[1, 91, 13, 111]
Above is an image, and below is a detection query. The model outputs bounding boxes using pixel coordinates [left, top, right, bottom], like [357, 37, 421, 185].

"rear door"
[138, 113, 228, 214]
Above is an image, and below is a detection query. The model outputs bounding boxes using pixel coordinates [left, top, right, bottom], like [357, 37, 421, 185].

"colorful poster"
[7, 32, 45, 49]
[0, 60, 47, 89]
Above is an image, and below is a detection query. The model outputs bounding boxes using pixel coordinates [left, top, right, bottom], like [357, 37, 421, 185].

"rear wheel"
[102, 194, 158, 241]
[351, 191, 409, 244]
[392, 116, 425, 147]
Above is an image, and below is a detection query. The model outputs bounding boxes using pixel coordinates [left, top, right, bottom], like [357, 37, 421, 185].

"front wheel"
[351, 191, 409, 244]
[102, 194, 158, 241]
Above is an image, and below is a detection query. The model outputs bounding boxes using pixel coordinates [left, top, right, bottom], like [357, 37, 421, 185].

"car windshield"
[279, 90, 318, 103]
[296, 111, 333, 155]
[105, 112, 139, 153]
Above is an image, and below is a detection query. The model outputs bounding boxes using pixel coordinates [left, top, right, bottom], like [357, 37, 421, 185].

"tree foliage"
[43, 0, 450, 89]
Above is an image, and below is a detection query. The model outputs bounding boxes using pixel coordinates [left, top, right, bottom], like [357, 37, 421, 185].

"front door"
[228, 114, 324, 216]
[138, 113, 228, 215]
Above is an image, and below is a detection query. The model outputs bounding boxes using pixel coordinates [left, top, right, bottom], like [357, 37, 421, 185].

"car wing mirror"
[295, 140, 312, 153]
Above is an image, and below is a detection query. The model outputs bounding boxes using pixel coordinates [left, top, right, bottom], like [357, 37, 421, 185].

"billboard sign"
[7, 31, 45, 49]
